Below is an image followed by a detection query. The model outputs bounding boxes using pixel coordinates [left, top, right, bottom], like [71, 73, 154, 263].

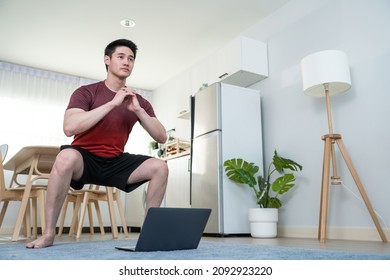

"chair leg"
[58, 196, 70, 237]
[93, 201, 105, 235]
[38, 190, 45, 234]
[87, 202, 96, 235]
[31, 197, 38, 238]
[106, 187, 118, 239]
[0, 201, 9, 228]
[69, 195, 82, 237]
[115, 191, 129, 237]
[24, 200, 31, 238]
[76, 192, 91, 239]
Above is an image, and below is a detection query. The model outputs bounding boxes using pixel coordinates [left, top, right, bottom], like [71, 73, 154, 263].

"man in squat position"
[27, 39, 168, 248]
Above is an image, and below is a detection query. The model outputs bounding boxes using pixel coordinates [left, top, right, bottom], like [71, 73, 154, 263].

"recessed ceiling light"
[120, 19, 136, 28]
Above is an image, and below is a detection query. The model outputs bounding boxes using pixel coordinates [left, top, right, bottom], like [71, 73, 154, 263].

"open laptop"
[115, 207, 211, 252]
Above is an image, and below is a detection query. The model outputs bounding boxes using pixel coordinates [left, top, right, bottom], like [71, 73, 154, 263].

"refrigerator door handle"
[218, 72, 229, 79]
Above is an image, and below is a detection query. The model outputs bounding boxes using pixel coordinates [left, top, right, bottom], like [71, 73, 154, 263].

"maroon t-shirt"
[66, 81, 155, 157]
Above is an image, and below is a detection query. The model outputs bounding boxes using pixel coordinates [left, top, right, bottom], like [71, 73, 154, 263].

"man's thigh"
[126, 157, 159, 184]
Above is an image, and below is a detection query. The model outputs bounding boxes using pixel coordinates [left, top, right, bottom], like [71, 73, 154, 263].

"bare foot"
[26, 234, 55, 249]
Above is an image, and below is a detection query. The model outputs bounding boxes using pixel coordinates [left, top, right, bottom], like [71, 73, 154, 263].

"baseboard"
[278, 226, 390, 242]
[58, 226, 121, 234]
[0, 226, 132, 235]
[59, 226, 139, 234]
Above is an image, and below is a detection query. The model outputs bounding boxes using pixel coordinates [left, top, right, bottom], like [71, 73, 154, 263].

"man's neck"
[104, 76, 126, 92]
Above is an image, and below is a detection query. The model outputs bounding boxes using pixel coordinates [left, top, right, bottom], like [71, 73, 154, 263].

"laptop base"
[115, 246, 136, 252]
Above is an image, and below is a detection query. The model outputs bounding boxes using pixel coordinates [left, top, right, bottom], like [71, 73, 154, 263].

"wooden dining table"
[3, 145, 60, 241]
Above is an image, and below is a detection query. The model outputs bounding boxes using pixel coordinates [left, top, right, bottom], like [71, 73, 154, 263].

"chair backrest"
[0, 144, 8, 163]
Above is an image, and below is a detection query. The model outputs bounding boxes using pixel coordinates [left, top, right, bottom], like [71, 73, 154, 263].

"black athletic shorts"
[60, 145, 151, 193]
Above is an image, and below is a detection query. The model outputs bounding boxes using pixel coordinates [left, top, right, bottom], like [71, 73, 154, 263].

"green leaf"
[268, 197, 282, 209]
[223, 151, 302, 209]
[272, 174, 296, 195]
[224, 158, 258, 186]
[273, 150, 303, 173]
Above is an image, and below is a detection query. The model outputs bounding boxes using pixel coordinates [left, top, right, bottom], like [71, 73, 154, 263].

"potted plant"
[223, 150, 302, 238]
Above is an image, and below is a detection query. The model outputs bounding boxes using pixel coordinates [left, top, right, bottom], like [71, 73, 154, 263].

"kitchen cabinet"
[186, 36, 268, 96]
[188, 56, 213, 97]
[211, 36, 268, 87]
[152, 36, 268, 157]
[165, 154, 191, 208]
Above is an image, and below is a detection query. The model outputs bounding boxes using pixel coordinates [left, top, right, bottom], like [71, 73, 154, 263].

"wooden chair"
[58, 184, 129, 239]
[0, 144, 46, 240]
[58, 187, 105, 237]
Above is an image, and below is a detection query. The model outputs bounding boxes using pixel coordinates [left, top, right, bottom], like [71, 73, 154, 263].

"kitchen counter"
[162, 150, 190, 161]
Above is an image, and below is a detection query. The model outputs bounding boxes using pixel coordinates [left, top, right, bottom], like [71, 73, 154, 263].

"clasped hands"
[115, 86, 141, 112]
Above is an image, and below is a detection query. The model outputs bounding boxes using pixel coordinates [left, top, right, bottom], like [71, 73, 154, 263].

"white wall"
[244, 0, 390, 239]
[153, 0, 390, 241]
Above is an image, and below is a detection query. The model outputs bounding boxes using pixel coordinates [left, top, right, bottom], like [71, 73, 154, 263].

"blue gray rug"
[1, 239, 389, 260]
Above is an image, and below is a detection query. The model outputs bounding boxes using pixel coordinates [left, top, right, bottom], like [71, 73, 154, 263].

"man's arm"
[126, 89, 167, 144]
[138, 109, 167, 144]
[63, 105, 114, 137]
[63, 87, 130, 137]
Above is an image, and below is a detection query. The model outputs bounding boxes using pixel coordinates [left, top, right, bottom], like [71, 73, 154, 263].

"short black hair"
[105, 38, 138, 57]
[104, 39, 138, 71]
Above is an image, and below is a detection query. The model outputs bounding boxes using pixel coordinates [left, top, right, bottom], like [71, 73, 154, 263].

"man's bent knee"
[154, 159, 169, 179]
[52, 149, 83, 177]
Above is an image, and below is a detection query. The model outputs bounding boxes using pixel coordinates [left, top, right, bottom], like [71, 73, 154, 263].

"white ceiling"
[0, 0, 289, 90]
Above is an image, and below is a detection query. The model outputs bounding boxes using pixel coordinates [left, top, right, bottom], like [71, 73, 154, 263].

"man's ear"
[104, 55, 110, 67]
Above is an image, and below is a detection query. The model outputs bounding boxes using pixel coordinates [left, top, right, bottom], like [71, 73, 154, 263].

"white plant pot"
[248, 208, 278, 238]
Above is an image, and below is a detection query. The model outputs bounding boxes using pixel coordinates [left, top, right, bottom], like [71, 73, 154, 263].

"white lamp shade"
[301, 50, 351, 97]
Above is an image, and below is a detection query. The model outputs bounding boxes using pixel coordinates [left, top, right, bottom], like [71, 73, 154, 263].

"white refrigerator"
[190, 82, 263, 235]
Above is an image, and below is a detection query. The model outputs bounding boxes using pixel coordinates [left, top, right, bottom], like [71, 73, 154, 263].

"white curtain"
[0, 61, 152, 160]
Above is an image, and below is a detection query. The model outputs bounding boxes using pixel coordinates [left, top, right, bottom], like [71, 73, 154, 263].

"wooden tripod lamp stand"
[300, 50, 387, 243]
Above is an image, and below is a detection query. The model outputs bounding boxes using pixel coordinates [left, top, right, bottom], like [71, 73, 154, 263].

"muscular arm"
[63, 105, 115, 137]
[63, 87, 129, 137]
[126, 89, 167, 144]
[137, 109, 167, 144]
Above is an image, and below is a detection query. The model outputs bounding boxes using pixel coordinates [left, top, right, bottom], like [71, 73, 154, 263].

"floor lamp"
[300, 50, 387, 243]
